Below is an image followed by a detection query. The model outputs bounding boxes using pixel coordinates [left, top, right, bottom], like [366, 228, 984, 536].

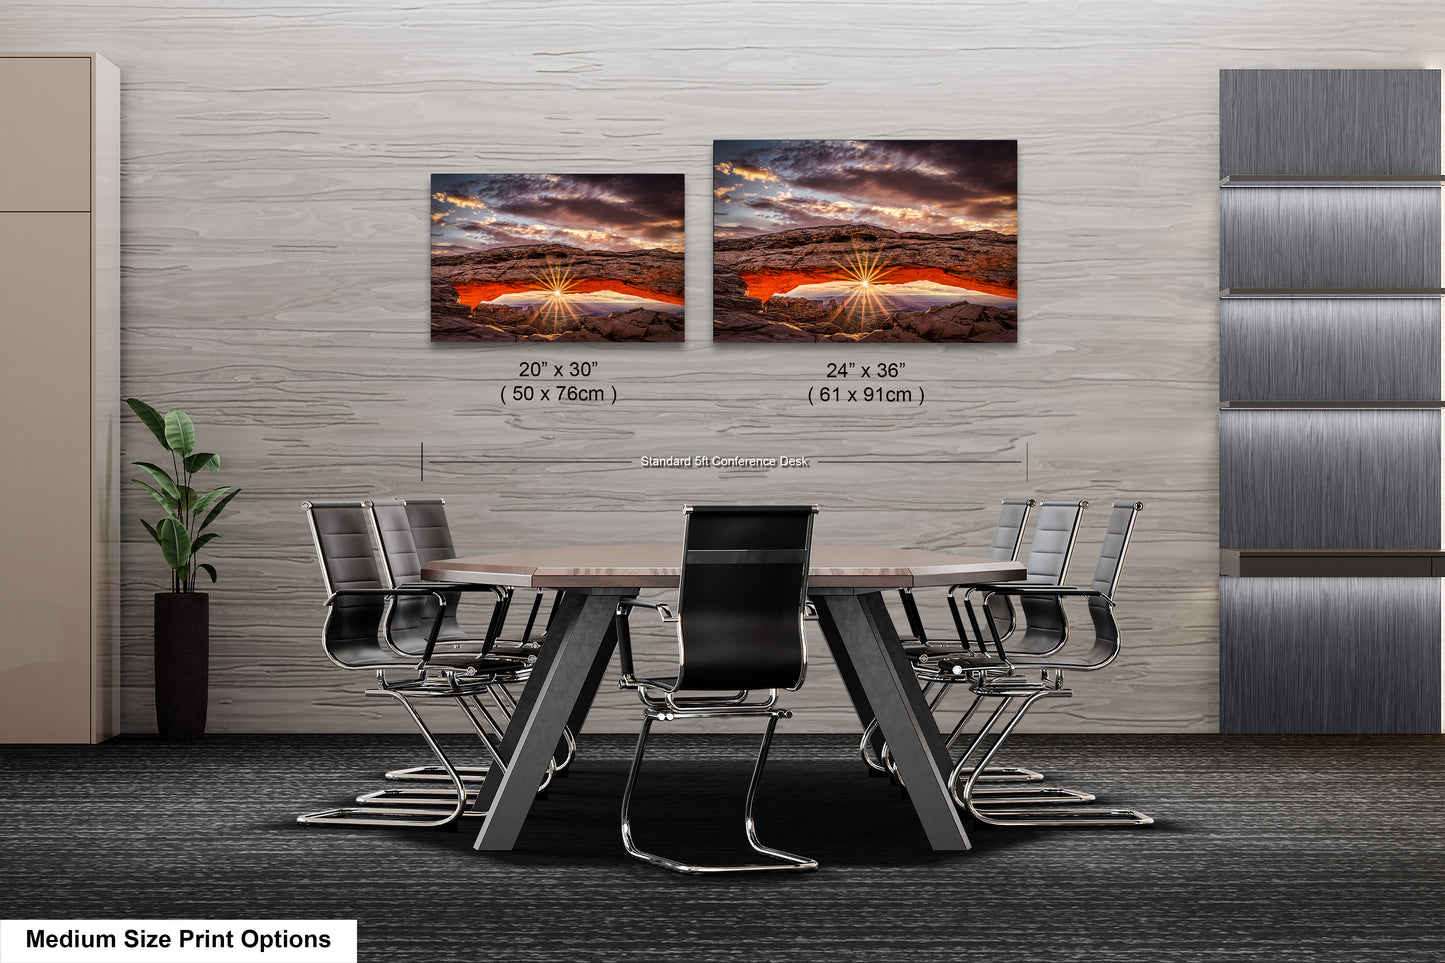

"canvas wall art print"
[713, 140, 1017, 343]
[431, 173, 685, 342]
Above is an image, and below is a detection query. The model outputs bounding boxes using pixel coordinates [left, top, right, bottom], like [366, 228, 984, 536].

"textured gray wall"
[4, 1, 1444, 734]
[1220, 577, 1442, 732]
[1220, 299, 1441, 401]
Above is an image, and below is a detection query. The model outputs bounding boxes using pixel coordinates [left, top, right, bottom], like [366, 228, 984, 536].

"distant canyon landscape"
[431, 243, 685, 342]
[713, 224, 1018, 343]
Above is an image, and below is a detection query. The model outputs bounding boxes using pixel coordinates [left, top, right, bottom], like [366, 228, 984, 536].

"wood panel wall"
[5, 0, 1444, 733]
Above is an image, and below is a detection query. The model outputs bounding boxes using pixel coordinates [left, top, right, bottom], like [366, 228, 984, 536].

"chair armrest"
[393, 579, 510, 602]
[326, 586, 450, 604]
[618, 598, 676, 621]
[326, 586, 500, 667]
[984, 585, 1114, 606]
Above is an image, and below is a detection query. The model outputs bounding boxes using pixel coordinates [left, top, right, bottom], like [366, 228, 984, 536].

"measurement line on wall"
[430, 458, 635, 465]
[420, 442, 424, 483]
[816, 459, 1021, 464]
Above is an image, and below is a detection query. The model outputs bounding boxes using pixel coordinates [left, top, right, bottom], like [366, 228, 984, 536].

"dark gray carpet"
[3, 733, 1443, 961]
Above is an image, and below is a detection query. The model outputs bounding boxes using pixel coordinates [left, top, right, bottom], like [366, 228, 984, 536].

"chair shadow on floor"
[280, 734, 1171, 870]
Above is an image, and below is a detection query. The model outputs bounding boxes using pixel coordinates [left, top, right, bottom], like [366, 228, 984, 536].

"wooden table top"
[421, 544, 1025, 589]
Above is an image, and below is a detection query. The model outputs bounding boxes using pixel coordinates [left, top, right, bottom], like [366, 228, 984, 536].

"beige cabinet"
[0, 54, 119, 743]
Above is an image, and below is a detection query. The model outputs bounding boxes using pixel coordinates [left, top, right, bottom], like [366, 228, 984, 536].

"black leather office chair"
[364, 497, 569, 793]
[615, 505, 819, 874]
[866, 499, 1086, 787]
[298, 499, 527, 828]
[897, 497, 1036, 654]
[942, 500, 1152, 827]
[863, 498, 1035, 776]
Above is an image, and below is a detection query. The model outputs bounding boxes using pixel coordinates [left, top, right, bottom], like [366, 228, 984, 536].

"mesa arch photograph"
[430, 173, 685, 342]
[713, 139, 1017, 343]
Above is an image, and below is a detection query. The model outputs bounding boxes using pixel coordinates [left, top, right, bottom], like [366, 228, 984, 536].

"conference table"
[421, 544, 1025, 852]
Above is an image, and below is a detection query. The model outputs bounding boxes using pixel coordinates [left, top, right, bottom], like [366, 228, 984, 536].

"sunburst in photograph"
[431, 173, 685, 343]
[713, 140, 1017, 343]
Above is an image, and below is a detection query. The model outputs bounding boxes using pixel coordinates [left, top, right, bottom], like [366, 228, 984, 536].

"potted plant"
[126, 399, 240, 740]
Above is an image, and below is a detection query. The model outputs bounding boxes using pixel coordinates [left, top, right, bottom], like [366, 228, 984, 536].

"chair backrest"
[1068, 503, 1143, 671]
[994, 499, 1086, 657]
[403, 498, 458, 566]
[303, 499, 392, 668]
[369, 497, 424, 584]
[1022, 499, 1089, 584]
[989, 497, 1036, 561]
[982, 497, 1037, 639]
[368, 497, 474, 655]
[1091, 501, 1143, 599]
[674, 505, 817, 692]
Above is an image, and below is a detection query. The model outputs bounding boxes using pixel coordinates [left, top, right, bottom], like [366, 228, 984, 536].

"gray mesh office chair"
[942, 501, 1152, 828]
[615, 505, 819, 874]
[298, 499, 526, 828]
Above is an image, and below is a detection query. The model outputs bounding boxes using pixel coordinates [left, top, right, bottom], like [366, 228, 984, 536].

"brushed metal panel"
[1220, 189, 1441, 289]
[1220, 69, 1441, 176]
[1220, 409, 1441, 550]
[1220, 577, 1441, 733]
[1220, 298, 1441, 401]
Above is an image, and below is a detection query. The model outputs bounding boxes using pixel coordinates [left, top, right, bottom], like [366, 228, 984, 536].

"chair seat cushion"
[902, 641, 973, 660]
[935, 654, 1009, 675]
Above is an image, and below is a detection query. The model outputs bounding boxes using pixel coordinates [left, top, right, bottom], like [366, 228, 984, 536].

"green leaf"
[140, 518, 162, 546]
[198, 563, 218, 583]
[174, 486, 197, 512]
[164, 410, 196, 457]
[191, 486, 231, 518]
[133, 478, 178, 513]
[156, 516, 191, 571]
[126, 398, 170, 450]
[185, 452, 220, 473]
[197, 488, 240, 532]
[133, 462, 180, 500]
[189, 531, 219, 557]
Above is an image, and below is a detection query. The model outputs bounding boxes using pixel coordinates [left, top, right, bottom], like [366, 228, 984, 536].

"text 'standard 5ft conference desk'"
[422, 545, 1025, 853]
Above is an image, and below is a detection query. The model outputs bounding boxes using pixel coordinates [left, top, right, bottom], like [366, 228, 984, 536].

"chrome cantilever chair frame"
[615, 504, 819, 874]
[364, 498, 571, 791]
[297, 500, 529, 829]
[945, 500, 1152, 828]
[863, 497, 1039, 779]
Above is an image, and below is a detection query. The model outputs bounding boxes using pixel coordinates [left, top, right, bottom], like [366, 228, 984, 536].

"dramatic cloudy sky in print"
[713, 140, 1017, 240]
[431, 173, 685, 255]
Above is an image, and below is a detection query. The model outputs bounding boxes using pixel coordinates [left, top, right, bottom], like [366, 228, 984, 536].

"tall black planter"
[154, 592, 209, 740]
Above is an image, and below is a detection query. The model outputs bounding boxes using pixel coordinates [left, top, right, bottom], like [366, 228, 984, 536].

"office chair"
[614, 505, 819, 874]
[297, 499, 529, 828]
[361, 497, 570, 802]
[863, 497, 1036, 778]
[942, 500, 1152, 827]
[868, 499, 1088, 789]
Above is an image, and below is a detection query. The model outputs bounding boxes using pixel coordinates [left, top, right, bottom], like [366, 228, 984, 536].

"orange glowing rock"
[450, 278, 684, 309]
[738, 267, 1017, 304]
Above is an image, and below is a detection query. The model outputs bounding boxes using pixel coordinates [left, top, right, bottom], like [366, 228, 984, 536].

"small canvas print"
[430, 173, 685, 342]
[713, 140, 1017, 343]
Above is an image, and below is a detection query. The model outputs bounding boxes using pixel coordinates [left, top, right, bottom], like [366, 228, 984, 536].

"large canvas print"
[430, 173, 685, 342]
[713, 140, 1017, 343]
